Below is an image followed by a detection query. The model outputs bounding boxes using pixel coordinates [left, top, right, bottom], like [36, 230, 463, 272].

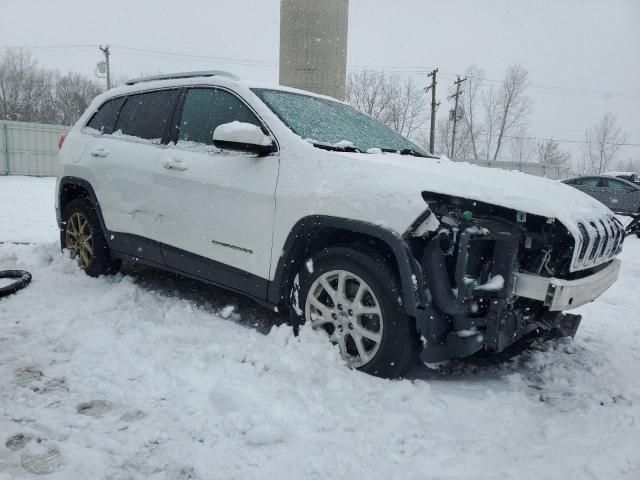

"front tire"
[61, 198, 121, 277]
[291, 246, 419, 378]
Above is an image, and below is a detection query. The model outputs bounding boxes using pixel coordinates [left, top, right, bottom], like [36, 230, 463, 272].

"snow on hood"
[339, 152, 613, 235]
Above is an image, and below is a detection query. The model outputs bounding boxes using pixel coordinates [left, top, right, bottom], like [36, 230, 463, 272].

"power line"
[110, 45, 277, 67]
[500, 134, 640, 148]
[0, 44, 100, 50]
[0, 44, 279, 69]
[3, 45, 639, 100]
[348, 64, 640, 101]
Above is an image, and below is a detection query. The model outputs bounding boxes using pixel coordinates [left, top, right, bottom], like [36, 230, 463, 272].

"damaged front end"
[406, 192, 623, 363]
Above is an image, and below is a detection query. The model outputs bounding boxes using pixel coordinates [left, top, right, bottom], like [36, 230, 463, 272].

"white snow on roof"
[604, 171, 638, 177]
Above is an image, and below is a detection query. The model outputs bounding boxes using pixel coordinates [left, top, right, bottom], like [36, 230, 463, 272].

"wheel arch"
[268, 215, 425, 316]
[58, 177, 110, 244]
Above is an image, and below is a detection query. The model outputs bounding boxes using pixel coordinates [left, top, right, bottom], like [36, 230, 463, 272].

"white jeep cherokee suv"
[56, 71, 623, 378]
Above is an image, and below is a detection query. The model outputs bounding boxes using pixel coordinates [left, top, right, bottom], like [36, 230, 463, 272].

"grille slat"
[573, 216, 621, 271]
[588, 222, 601, 261]
[598, 220, 609, 258]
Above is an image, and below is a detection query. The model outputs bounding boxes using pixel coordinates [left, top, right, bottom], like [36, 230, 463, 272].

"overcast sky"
[1, 0, 638, 161]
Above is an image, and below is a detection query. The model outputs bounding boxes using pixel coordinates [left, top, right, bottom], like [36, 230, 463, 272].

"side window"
[178, 88, 261, 145]
[115, 89, 180, 142]
[580, 178, 600, 187]
[85, 97, 126, 134]
[605, 178, 630, 190]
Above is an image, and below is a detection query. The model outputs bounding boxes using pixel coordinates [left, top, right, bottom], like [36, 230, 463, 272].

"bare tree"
[435, 116, 474, 159]
[481, 85, 499, 161]
[536, 138, 572, 168]
[346, 70, 427, 141]
[613, 157, 640, 173]
[384, 76, 426, 138]
[0, 49, 49, 122]
[583, 113, 630, 174]
[0, 49, 103, 125]
[53, 73, 102, 126]
[509, 127, 535, 163]
[346, 70, 392, 121]
[490, 64, 532, 161]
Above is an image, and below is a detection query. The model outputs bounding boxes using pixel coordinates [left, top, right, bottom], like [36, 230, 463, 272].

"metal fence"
[0, 120, 70, 176]
[455, 159, 574, 180]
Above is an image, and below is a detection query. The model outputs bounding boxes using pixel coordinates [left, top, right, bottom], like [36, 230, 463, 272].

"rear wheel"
[291, 246, 419, 378]
[61, 198, 121, 277]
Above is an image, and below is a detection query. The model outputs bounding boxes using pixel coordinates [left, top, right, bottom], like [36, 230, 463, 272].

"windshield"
[252, 88, 429, 155]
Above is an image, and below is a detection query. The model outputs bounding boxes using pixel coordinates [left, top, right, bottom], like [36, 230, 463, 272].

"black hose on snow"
[0, 270, 32, 298]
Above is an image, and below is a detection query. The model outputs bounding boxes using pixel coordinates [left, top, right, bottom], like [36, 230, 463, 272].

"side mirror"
[213, 121, 276, 156]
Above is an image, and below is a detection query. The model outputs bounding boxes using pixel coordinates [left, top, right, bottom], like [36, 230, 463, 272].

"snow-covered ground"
[0, 176, 639, 479]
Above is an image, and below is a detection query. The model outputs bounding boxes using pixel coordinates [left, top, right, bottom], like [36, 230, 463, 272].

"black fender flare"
[58, 176, 111, 247]
[267, 215, 427, 317]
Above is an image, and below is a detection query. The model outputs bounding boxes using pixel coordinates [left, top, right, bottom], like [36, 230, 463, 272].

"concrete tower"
[279, 0, 349, 100]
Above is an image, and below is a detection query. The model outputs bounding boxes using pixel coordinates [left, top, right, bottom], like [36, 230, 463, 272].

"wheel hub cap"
[65, 212, 94, 269]
[304, 270, 384, 368]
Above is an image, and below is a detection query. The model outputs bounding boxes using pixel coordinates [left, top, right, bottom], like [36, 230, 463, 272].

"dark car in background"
[604, 171, 640, 186]
[562, 175, 640, 215]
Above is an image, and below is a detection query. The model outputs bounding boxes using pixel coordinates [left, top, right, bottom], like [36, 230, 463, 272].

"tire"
[290, 245, 419, 378]
[61, 198, 121, 277]
[0, 270, 32, 298]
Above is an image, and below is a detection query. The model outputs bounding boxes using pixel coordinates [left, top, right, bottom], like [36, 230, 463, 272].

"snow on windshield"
[252, 88, 427, 154]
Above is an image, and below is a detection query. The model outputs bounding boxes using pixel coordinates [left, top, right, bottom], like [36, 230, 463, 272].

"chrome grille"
[572, 215, 623, 271]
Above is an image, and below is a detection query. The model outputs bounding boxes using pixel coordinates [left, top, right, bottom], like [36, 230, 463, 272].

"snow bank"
[0, 176, 57, 244]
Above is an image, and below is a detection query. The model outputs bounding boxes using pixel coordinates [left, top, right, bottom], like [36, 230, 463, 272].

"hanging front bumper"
[512, 258, 621, 311]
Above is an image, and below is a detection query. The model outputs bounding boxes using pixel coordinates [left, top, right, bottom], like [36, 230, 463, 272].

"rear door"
[156, 87, 279, 284]
[86, 89, 180, 261]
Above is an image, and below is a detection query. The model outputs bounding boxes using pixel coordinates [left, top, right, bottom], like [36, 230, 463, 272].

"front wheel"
[291, 246, 419, 378]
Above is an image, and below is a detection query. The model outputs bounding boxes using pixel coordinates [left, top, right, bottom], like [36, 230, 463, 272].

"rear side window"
[576, 178, 600, 187]
[85, 97, 126, 134]
[115, 89, 180, 142]
[178, 88, 261, 145]
[604, 178, 632, 190]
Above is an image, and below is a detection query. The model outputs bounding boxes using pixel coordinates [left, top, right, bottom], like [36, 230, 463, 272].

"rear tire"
[61, 198, 121, 277]
[290, 245, 419, 378]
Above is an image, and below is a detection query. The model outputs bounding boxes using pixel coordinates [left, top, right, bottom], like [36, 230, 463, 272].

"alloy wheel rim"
[304, 270, 383, 367]
[65, 212, 94, 269]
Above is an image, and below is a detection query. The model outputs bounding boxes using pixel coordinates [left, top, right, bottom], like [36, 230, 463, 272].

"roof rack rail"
[124, 70, 240, 86]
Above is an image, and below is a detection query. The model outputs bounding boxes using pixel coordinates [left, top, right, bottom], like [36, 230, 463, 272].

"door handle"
[91, 147, 109, 157]
[162, 158, 188, 171]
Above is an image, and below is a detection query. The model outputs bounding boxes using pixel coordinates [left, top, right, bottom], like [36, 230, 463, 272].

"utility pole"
[99, 45, 111, 90]
[426, 68, 438, 154]
[448, 75, 466, 160]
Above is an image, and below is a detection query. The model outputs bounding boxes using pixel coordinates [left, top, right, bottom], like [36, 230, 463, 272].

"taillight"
[58, 134, 66, 149]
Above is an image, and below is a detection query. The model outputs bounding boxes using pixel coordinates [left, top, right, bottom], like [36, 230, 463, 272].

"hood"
[337, 152, 613, 234]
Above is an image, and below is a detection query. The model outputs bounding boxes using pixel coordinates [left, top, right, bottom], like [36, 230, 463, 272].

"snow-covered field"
[1, 176, 639, 479]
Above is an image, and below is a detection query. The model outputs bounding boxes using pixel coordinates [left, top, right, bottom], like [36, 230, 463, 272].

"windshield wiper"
[400, 148, 436, 158]
[311, 142, 362, 153]
[380, 148, 438, 159]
